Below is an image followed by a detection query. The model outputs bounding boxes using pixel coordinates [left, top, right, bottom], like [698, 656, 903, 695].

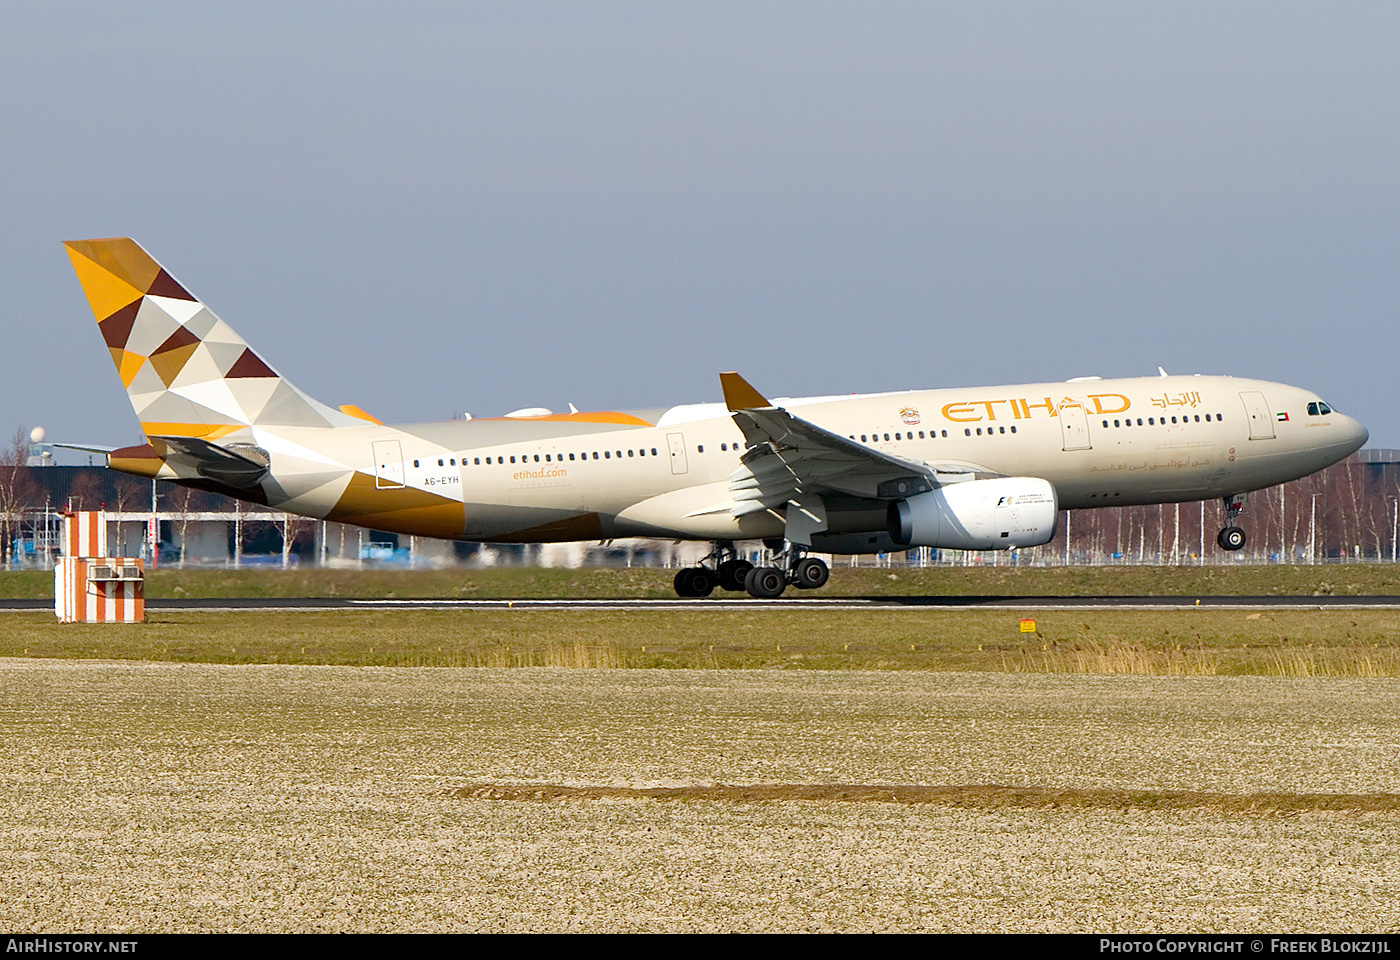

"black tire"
[674, 568, 697, 597]
[717, 559, 754, 592]
[675, 567, 715, 598]
[689, 567, 716, 597]
[1217, 526, 1246, 551]
[792, 557, 830, 590]
[745, 566, 787, 599]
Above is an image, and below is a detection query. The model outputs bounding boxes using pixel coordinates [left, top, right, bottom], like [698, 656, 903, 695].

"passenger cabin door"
[372, 439, 405, 489]
[1239, 391, 1276, 440]
[1058, 401, 1092, 451]
[667, 432, 689, 475]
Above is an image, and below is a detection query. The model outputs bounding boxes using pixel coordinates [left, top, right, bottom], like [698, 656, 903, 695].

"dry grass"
[3, 663, 1399, 932]
[4, 562, 1400, 600]
[1004, 639, 1219, 675]
[464, 638, 622, 669]
[5, 607, 1400, 675]
[452, 782, 1400, 814]
[1001, 638, 1400, 677]
[1265, 646, 1400, 678]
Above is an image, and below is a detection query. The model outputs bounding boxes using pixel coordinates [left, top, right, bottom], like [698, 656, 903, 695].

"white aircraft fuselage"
[63, 238, 1368, 595]
[219, 376, 1360, 544]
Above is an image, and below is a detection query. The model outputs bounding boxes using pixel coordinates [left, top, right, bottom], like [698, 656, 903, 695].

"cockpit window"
[1307, 401, 1333, 416]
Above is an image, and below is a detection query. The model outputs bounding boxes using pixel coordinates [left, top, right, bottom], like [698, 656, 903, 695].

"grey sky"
[4, 1, 1397, 452]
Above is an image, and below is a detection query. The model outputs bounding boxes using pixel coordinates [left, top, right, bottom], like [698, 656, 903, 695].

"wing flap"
[719, 372, 1011, 516]
[721, 376, 947, 514]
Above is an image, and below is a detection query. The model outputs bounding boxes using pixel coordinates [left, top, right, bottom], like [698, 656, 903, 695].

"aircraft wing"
[719, 372, 992, 517]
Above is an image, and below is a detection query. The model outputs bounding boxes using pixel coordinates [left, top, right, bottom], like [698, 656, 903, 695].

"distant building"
[2, 465, 707, 569]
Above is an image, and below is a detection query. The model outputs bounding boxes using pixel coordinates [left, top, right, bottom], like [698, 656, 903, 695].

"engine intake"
[887, 477, 1058, 550]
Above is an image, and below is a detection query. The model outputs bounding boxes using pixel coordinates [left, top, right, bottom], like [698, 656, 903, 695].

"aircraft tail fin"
[64, 238, 357, 441]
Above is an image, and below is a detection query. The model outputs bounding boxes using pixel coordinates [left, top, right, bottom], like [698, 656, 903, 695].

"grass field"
[3, 662, 1397, 932]
[5, 566, 1399, 930]
[5, 606, 1400, 675]
[4, 562, 1400, 600]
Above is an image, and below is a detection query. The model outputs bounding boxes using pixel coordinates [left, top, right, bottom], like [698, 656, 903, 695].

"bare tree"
[0, 429, 35, 567]
[108, 476, 146, 557]
[67, 470, 102, 512]
[171, 483, 200, 568]
[280, 513, 315, 568]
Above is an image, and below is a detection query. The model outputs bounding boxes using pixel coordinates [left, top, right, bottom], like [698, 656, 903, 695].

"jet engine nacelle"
[887, 477, 1058, 550]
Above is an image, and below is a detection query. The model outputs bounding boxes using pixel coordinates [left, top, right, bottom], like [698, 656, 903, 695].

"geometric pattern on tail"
[65, 237, 346, 438]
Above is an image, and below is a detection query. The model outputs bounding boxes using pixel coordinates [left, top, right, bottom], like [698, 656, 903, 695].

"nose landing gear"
[1217, 493, 1247, 551]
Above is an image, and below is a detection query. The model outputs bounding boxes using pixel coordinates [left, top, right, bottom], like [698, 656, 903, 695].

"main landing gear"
[672, 541, 829, 599]
[673, 543, 750, 598]
[1217, 493, 1247, 552]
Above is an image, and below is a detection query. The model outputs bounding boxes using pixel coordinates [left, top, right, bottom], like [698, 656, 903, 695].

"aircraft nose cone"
[1344, 415, 1369, 454]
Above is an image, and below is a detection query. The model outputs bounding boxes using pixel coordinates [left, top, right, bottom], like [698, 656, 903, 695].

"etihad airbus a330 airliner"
[62, 238, 1368, 597]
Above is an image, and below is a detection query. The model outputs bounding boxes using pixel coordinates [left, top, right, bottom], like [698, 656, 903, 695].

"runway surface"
[5, 594, 1400, 611]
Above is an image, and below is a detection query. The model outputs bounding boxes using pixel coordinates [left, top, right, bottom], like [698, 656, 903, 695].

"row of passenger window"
[848, 429, 953, 443]
[847, 427, 1017, 441]
[413, 448, 663, 468]
[411, 411, 1228, 470]
[1102, 414, 1222, 428]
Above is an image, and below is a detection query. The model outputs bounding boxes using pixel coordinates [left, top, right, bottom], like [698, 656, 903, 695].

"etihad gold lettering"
[513, 467, 569, 481]
[942, 402, 982, 422]
[978, 399, 1012, 421]
[1090, 393, 1130, 414]
[940, 394, 1134, 422]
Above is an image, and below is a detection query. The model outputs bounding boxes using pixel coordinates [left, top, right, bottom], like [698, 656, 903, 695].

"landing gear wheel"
[1217, 526, 1246, 551]
[690, 567, 716, 596]
[792, 557, 829, 590]
[717, 559, 754, 592]
[673, 567, 716, 598]
[744, 566, 787, 599]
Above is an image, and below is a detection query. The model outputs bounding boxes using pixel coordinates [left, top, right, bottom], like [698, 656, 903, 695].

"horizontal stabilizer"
[149, 435, 271, 488]
[52, 442, 119, 455]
